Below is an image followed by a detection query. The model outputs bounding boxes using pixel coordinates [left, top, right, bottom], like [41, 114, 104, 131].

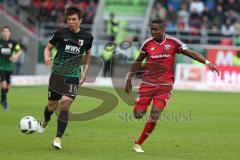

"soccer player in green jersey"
[38, 6, 93, 150]
[0, 26, 21, 110]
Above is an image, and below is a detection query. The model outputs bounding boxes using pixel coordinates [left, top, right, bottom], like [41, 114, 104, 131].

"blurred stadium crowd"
[0, 0, 98, 33]
[1, 0, 240, 45]
[152, 0, 240, 45]
[1, 0, 240, 76]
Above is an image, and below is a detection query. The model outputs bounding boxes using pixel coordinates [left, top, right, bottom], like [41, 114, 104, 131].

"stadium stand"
[151, 0, 240, 45]
[1, 0, 240, 76]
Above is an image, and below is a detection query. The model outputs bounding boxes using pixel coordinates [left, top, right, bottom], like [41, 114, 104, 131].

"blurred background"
[0, 0, 240, 92]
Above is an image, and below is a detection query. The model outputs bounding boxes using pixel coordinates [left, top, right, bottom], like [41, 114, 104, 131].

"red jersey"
[140, 34, 188, 85]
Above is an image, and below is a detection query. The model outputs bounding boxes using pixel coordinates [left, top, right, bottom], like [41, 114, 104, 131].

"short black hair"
[1, 25, 11, 31]
[151, 19, 166, 27]
[65, 5, 83, 19]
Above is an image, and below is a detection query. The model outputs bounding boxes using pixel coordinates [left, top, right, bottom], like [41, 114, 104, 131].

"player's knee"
[60, 98, 72, 111]
[133, 110, 146, 119]
[48, 101, 58, 111]
[1, 82, 7, 89]
[150, 107, 163, 121]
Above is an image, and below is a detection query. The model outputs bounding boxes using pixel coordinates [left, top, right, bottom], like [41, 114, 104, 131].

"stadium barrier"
[175, 64, 240, 92]
[12, 65, 240, 93]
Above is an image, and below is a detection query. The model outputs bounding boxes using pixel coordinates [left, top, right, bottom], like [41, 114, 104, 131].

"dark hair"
[65, 5, 83, 19]
[151, 19, 166, 27]
[1, 25, 11, 31]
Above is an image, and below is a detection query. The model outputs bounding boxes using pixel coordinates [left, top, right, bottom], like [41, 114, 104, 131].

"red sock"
[136, 118, 157, 145]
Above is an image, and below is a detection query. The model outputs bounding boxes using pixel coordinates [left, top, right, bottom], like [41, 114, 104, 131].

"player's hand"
[125, 80, 132, 94]
[79, 75, 86, 86]
[9, 55, 18, 62]
[44, 56, 53, 69]
[207, 62, 220, 76]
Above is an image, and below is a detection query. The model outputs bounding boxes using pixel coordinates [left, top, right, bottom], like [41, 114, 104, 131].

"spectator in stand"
[234, 18, 240, 46]
[151, 2, 167, 21]
[213, 5, 224, 28]
[166, 0, 181, 11]
[205, 0, 216, 11]
[166, 5, 177, 25]
[235, 18, 240, 37]
[208, 23, 222, 44]
[178, 3, 189, 24]
[202, 15, 212, 29]
[189, 9, 202, 29]
[221, 18, 235, 37]
[224, 0, 239, 13]
[189, 0, 204, 14]
[176, 15, 189, 31]
[84, 1, 96, 24]
[202, 5, 213, 21]
[56, 0, 65, 12]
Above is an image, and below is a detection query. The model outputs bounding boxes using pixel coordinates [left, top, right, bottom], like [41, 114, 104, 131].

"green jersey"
[0, 39, 21, 71]
[49, 27, 93, 77]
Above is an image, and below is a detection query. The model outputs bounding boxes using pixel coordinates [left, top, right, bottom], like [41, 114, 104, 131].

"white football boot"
[133, 143, 144, 153]
[52, 137, 62, 150]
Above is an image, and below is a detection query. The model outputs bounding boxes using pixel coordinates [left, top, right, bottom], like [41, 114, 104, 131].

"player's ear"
[79, 18, 83, 23]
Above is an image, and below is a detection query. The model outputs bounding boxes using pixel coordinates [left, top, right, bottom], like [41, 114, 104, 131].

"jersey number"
[69, 85, 78, 95]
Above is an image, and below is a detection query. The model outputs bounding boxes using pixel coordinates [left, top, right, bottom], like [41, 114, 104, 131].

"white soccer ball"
[19, 116, 39, 134]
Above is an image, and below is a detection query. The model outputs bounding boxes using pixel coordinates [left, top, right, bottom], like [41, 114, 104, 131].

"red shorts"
[134, 83, 172, 112]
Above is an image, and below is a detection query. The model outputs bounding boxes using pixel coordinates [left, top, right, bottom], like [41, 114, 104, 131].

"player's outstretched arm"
[182, 49, 220, 76]
[125, 51, 147, 94]
[44, 43, 54, 69]
[80, 49, 92, 85]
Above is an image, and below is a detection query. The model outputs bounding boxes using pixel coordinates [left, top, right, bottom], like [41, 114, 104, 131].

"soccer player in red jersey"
[125, 19, 220, 152]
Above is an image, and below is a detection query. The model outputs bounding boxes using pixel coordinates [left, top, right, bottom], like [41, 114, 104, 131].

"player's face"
[1, 28, 11, 40]
[67, 14, 82, 32]
[150, 23, 165, 39]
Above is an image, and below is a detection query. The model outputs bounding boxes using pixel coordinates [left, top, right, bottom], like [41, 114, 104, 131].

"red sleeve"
[140, 38, 152, 53]
[174, 39, 188, 53]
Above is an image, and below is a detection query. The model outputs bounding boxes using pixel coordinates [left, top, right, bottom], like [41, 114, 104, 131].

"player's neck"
[69, 27, 81, 33]
[154, 34, 165, 43]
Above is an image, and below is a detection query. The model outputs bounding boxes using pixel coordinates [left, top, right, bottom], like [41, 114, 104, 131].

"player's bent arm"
[80, 49, 92, 85]
[125, 51, 147, 94]
[9, 44, 22, 62]
[127, 51, 147, 81]
[182, 49, 220, 76]
[10, 50, 22, 62]
[181, 49, 207, 64]
[44, 43, 54, 68]
[14, 50, 22, 59]
[82, 49, 91, 76]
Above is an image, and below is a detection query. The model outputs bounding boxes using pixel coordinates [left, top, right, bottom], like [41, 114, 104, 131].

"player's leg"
[135, 105, 163, 144]
[134, 85, 172, 152]
[0, 71, 10, 110]
[42, 100, 58, 127]
[53, 96, 73, 149]
[38, 88, 60, 133]
[133, 84, 154, 119]
[53, 76, 79, 149]
[132, 100, 151, 153]
[132, 84, 153, 152]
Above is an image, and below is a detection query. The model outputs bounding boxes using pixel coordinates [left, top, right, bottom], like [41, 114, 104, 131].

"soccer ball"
[19, 116, 39, 134]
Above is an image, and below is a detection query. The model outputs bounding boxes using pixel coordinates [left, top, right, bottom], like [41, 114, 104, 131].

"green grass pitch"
[0, 86, 239, 160]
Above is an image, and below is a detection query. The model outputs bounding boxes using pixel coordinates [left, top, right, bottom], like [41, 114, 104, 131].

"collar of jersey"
[153, 34, 166, 45]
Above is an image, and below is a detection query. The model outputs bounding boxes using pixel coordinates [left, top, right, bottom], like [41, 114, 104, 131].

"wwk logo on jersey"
[65, 44, 81, 54]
